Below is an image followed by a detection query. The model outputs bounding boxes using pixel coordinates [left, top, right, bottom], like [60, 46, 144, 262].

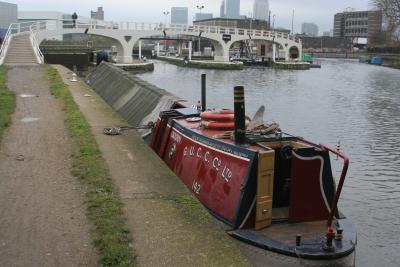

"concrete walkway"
[0, 66, 97, 266]
[53, 64, 252, 267]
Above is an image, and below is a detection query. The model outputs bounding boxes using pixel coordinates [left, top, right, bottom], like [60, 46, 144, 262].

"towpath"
[0, 66, 98, 266]
[53, 64, 253, 266]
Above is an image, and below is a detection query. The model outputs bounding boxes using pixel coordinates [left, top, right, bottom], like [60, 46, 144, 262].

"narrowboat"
[148, 86, 356, 266]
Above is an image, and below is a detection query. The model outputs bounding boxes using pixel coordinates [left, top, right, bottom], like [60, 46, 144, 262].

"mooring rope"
[103, 122, 155, 136]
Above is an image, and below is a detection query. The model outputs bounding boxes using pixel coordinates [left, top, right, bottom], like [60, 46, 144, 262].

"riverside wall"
[86, 62, 180, 128]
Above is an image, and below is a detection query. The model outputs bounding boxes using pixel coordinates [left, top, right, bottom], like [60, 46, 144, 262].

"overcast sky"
[12, 0, 373, 33]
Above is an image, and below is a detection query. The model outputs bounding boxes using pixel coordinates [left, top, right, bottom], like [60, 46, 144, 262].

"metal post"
[234, 86, 246, 145]
[189, 41, 192, 61]
[201, 74, 206, 112]
[272, 44, 276, 62]
[291, 9, 295, 34]
[139, 40, 142, 59]
[157, 42, 160, 56]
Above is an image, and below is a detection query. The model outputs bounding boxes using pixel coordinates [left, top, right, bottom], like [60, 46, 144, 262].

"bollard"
[71, 73, 78, 82]
[296, 234, 302, 246]
[201, 74, 206, 112]
[234, 86, 246, 145]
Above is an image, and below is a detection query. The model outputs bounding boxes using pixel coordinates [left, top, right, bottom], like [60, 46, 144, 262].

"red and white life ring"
[200, 109, 234, 121]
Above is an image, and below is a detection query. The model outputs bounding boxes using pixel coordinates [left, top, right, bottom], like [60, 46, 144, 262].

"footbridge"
[1, 19, 302, 64]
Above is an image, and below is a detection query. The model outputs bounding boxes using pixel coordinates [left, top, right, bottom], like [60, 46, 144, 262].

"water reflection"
[138, 59, 400, 266]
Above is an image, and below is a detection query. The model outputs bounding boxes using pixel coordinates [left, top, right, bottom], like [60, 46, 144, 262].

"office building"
[220, 0, 240, 19]
[220, 0, 226, 18]
[91, 7, 104, 20]
[301, 22, 319, 36]
[171, 7, 188, 25]
[333, 10, 382, 38]
[195, 13, 213, 21]
[0, 1, 18, 38]
[253, 0, 269, 21]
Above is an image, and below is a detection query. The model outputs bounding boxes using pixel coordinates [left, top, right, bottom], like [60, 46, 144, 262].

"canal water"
[138, 59, 400, 267]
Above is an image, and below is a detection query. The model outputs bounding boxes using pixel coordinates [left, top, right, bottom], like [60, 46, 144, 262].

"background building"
[220, 0, 225, 18]
[301, 22, 319, 36]
[91, 7, 104, 20]
[195, 13, 213, 21]
[300, 36, 353, 52]
[220, 0, 240, 19]
[323, 31, 332, 37]
[253, 0, 269, 21]
[171, 7, 188, 25]
[0, 1, 18, 38]
[333, 10, 382, 39]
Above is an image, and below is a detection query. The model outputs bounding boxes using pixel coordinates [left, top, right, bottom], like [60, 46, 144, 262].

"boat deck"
[248, 220, 327, 245]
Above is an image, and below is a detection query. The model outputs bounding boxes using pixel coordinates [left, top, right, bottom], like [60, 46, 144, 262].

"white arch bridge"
[0, 20, 302, 64]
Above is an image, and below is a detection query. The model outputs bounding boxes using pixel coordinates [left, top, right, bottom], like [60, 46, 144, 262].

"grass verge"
[45, 65, 135, 267]
[0, 66, 16, 142]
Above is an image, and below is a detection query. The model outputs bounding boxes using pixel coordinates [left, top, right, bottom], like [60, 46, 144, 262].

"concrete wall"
[86, 62, 180, 128]
[0, 1, 18, 36]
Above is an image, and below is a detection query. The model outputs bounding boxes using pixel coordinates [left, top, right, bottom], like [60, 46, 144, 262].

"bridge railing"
[0, 21, 42, 64]
[28, 19, 302, 45]
[29, 22, 46, 64]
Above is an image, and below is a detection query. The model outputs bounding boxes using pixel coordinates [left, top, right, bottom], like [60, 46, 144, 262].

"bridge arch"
[35, 29, 134, 63]
[289, 46, 300, 59]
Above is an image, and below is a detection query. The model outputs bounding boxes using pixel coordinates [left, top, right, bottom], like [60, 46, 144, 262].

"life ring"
[200, 109, 234, 121]
[201, 120, 235, 131]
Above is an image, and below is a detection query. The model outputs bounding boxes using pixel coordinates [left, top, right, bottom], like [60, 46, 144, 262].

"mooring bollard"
[71, 73, 78, 82]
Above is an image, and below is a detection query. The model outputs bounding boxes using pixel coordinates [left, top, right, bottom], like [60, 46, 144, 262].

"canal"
[138, 59, 400, 266]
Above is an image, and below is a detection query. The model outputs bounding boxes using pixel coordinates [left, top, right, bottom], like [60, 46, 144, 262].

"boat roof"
[171, 107, 298, 153]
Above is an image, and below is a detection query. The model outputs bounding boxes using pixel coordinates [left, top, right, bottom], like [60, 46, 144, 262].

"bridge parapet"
[33, 19, 301, 45]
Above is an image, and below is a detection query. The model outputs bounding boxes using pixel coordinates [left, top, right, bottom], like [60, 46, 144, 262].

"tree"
[372, 0, 400, 42]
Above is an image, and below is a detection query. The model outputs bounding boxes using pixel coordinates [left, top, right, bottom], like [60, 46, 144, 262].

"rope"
[212, 122, 281, 140]
[103, 122, 155, 136]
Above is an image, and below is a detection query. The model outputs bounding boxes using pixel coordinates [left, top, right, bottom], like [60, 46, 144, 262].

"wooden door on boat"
[288, 148, 335, 223]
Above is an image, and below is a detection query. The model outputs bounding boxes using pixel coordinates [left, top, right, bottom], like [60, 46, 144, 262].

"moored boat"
[148, 86, 356, 266]
[87, 64, 356, 266]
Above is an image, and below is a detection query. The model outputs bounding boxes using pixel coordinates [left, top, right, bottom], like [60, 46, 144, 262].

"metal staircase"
[0, 22, 44, 65]
[3, 33, 38, 65]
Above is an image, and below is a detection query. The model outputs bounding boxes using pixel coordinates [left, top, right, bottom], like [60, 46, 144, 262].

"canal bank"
[370, 54, 400, 69]
[157, 56, 244, 70]
[53, 64, 253, 266]
[0, 66, 15, 142]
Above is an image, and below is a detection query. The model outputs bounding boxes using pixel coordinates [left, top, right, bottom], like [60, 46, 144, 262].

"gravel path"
[0, 66, 97, 267]
[53, 65, 253, 266]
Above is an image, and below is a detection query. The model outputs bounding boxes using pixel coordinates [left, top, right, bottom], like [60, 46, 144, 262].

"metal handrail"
[0, 21, 48, 65]
[29, 22, 46, 64]
[0, 24, 13, 65]
[319, 144, 349, 229]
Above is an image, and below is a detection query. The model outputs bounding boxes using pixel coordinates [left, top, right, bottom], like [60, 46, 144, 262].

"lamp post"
[196, 5, 204, 54]
[291, 9, 295, 34]
[272, 14, 275, 30]
[163, 11, 170, 27]
[163, 11, 169, 51]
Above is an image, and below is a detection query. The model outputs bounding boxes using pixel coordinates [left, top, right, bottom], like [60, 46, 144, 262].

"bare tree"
[372, 0, 400, 41]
